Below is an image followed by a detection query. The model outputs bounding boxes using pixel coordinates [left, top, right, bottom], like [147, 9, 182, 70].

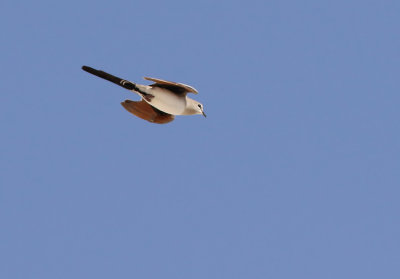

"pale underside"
[81, 66, 200, 124]
[122, 77, 199, 123]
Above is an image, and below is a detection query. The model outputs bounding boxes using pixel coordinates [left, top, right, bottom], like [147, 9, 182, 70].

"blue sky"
[1, 0, 399, 278]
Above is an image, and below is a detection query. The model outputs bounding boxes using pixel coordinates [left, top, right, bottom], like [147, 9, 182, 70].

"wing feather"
[121, 99, 175, 124]
[144, 77, 198, 94]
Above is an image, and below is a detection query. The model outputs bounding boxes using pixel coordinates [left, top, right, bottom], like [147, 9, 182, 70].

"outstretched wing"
[82, 66, 137, 90]
[144, 77, 198, 95]
[121, 99, 175, 124]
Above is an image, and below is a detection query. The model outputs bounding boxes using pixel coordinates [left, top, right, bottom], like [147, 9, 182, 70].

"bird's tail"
[82, 66, 137, 90]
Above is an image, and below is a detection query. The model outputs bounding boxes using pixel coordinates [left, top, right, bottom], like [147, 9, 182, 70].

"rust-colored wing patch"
[144, 77, 198, 94]
[121, 99, 175, 124]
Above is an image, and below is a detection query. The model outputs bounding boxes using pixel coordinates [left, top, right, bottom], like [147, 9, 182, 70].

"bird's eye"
[198, 104, 202, 108]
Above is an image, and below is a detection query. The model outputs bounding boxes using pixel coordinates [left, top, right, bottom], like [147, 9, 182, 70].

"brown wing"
[144, 77, 198, 94]
[121, 99, 175, 124]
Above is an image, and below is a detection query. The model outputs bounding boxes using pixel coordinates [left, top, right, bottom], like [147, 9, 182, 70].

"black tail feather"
[82, 66, 137, 90]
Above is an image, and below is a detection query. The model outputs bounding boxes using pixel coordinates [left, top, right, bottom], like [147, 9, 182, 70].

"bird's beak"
[202, 110, 207, 117]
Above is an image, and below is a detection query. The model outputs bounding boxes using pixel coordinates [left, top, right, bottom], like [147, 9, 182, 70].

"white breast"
[144, 87, 187, 115]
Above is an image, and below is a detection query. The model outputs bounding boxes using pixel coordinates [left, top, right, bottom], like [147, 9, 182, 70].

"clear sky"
[1, 0, 399, 278]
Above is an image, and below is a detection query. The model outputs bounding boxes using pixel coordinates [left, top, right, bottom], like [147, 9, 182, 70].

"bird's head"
[183, 98, 206, 117]
[194, 101, 206, 117]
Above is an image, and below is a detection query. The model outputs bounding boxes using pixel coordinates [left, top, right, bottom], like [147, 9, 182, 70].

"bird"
[81, 66, 206, 124]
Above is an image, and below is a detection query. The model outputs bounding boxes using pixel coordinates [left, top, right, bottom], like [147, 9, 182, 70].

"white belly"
[135, 85, 187, 115]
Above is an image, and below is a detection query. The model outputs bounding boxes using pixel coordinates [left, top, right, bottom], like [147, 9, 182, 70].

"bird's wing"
[144, 77, 198, 94]
[82, 66, 137, 90]
[121, 99, 175, 124]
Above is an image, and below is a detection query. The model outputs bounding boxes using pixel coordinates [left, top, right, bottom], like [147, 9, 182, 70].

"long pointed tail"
[82, 66, 137, 90]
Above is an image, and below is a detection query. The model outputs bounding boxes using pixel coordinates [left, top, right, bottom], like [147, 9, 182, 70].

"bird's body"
[81, 66, 205, 124]
[134, 84, 188, 115]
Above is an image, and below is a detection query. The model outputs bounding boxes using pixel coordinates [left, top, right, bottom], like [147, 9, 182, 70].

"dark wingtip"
[82, 65, 91, 72]
[81, 66, 133, 90]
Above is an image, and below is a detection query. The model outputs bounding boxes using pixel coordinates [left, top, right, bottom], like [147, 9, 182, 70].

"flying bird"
[82, 66, 206, 124]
